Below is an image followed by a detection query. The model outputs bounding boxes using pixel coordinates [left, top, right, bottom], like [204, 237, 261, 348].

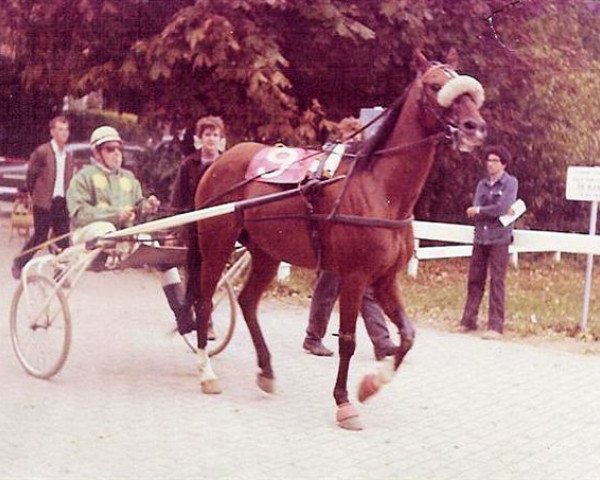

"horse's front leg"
[195, 257, 229, 395]
[334, 280, 364, 430]
[357, 271, 415, 403]
[195, 230, 240, 395]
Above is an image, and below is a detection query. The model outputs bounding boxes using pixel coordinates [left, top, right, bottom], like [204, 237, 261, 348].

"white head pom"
[437, 75, 485, 108]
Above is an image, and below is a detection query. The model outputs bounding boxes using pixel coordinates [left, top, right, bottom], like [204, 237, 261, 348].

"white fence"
[408, 221, 600, 276]
[276, 220, 600, 279]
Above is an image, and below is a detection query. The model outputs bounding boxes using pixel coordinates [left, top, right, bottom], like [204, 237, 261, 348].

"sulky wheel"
[207, 278, 237, 357]
[10, 274, 72, 379]
[181, 278, 237, 357]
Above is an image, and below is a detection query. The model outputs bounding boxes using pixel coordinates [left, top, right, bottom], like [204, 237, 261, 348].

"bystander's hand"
[466, 206, 479, 218]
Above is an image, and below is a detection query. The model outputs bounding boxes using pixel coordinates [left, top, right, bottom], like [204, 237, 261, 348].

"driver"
[66, 126, 195, 335]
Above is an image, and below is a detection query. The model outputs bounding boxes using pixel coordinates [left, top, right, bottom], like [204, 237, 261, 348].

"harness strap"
[244, 212, 414, 230]
[295, 177, 325, 268]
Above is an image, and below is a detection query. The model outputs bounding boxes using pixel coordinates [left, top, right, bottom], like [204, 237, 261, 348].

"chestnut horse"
[192, 49, 487, 430]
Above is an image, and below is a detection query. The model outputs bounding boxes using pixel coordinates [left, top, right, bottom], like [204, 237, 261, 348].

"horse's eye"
[429, 84, 442, 93]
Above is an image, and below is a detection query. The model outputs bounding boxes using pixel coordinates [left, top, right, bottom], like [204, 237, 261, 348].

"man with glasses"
[67, 126, 194, 335]
[458, 145, 518, 340]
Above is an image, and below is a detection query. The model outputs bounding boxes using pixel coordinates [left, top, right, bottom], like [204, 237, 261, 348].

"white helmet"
[90, 126, 122, 149]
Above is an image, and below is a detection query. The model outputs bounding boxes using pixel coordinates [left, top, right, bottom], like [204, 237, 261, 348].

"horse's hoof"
[358, 374, 380, 403]
[336, 403, 363, 431]
[256, 373, 275, 394]
[201, 379, 222, 394]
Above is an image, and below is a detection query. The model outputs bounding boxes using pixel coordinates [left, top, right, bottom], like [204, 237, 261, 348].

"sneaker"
[302, 339, 334, 357]
[481, 329, 502, 340]
[455, 324, 477, 334]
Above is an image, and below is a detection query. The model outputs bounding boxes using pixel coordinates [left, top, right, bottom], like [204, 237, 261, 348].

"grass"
[271, 252, 600, 344]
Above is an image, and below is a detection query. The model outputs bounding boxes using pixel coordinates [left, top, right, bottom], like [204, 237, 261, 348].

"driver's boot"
[163, 282, 195, 335]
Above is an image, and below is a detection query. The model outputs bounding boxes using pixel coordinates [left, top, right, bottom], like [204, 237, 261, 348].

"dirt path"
[1, 201, 599, 480]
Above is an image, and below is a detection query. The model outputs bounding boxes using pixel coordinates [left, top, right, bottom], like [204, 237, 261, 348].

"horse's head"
[414, 49, 487, 152]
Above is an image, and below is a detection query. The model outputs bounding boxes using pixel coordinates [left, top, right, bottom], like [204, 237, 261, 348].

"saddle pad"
[246, 146, 322, 184]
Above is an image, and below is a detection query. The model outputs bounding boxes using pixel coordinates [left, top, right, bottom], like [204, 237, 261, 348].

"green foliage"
[403, 254, 600, 341]
[65, 109, 145, 144]
[1, 0, 600, 230]
[279, 254, 600, 343]
[137, 141, 185, 203]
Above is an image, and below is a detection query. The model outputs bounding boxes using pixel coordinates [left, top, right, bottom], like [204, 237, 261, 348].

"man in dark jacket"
[12, 116, 74, 279]
[459, 145, 518, 339]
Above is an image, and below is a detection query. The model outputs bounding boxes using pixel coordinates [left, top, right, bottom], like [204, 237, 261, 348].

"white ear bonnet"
[437, 75, 485, 108]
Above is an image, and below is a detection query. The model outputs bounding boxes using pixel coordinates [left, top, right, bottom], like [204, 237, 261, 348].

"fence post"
[277, 262, 291, 283]
[510, 250, 519, 268]
[407, 239, 419, 278]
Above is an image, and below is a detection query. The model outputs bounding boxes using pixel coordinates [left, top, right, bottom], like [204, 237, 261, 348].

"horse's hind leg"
[196, 229, 239, 394]
[237, 248, 279, 394]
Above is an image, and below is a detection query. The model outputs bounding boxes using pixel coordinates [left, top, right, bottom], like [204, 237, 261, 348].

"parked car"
[0, 156, 28, 200]
[66, 142, 148, 172]
[0, 143, 148, 200]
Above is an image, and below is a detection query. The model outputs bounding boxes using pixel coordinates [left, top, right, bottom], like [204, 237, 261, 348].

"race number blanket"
[246, 145, 322, 184]
[246, 144, 349, 184]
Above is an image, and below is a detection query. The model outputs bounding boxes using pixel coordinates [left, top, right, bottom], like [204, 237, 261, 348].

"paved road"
[1, 205, 599, 480]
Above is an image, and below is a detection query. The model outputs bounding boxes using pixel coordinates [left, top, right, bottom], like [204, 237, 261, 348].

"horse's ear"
[413, 50, 430, 74]
[446, 47, 459, 69]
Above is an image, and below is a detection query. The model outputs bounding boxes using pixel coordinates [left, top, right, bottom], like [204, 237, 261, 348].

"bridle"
[325, 64, 471, 218]
[346, 63, 473, 160]
[417, 63, 464, 150]
[196, 63, 484, 240]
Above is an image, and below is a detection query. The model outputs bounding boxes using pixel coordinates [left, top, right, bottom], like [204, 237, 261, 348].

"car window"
[67, 144, 146, 173]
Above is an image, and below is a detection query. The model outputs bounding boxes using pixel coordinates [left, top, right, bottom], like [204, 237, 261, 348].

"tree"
[1, 0, 600, 229]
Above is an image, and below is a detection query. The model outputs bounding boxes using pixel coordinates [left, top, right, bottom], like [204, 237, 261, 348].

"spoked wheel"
[181, 278, 237, 357]
[10, 274, 72, 379]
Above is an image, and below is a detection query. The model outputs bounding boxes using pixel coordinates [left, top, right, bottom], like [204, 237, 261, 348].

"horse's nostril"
[462, 120, 477, 132]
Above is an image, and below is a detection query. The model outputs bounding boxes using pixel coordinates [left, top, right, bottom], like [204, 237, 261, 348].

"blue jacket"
[472, 171, 518, 245]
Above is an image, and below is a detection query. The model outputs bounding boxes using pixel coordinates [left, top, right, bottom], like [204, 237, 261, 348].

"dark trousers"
[461, 243, 510, 333]
[15, 197, 70, 269]
[305, 270, 392, 349]
[184, 224, 201, 306]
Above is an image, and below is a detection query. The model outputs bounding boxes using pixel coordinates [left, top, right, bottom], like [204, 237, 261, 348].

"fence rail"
[408, 221, 600, 276]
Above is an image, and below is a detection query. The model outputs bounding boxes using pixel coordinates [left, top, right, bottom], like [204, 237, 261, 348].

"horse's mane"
[353, 88, 409, 171]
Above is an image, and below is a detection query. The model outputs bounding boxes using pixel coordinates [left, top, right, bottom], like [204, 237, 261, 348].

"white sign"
[359, 107, 385, 139]
[566, 166, 600, 201]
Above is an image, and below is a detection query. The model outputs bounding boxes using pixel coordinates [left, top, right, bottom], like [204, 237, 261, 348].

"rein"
[194, 62, 465, 240]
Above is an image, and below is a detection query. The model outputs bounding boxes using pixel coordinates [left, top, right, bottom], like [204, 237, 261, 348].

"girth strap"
[244, 212, 414, 229]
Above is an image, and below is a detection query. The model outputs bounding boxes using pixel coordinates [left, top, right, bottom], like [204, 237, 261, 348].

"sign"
[359, 107, 385, 139]
[565, 166, 600, 332]
[566, 166, 600, 201]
